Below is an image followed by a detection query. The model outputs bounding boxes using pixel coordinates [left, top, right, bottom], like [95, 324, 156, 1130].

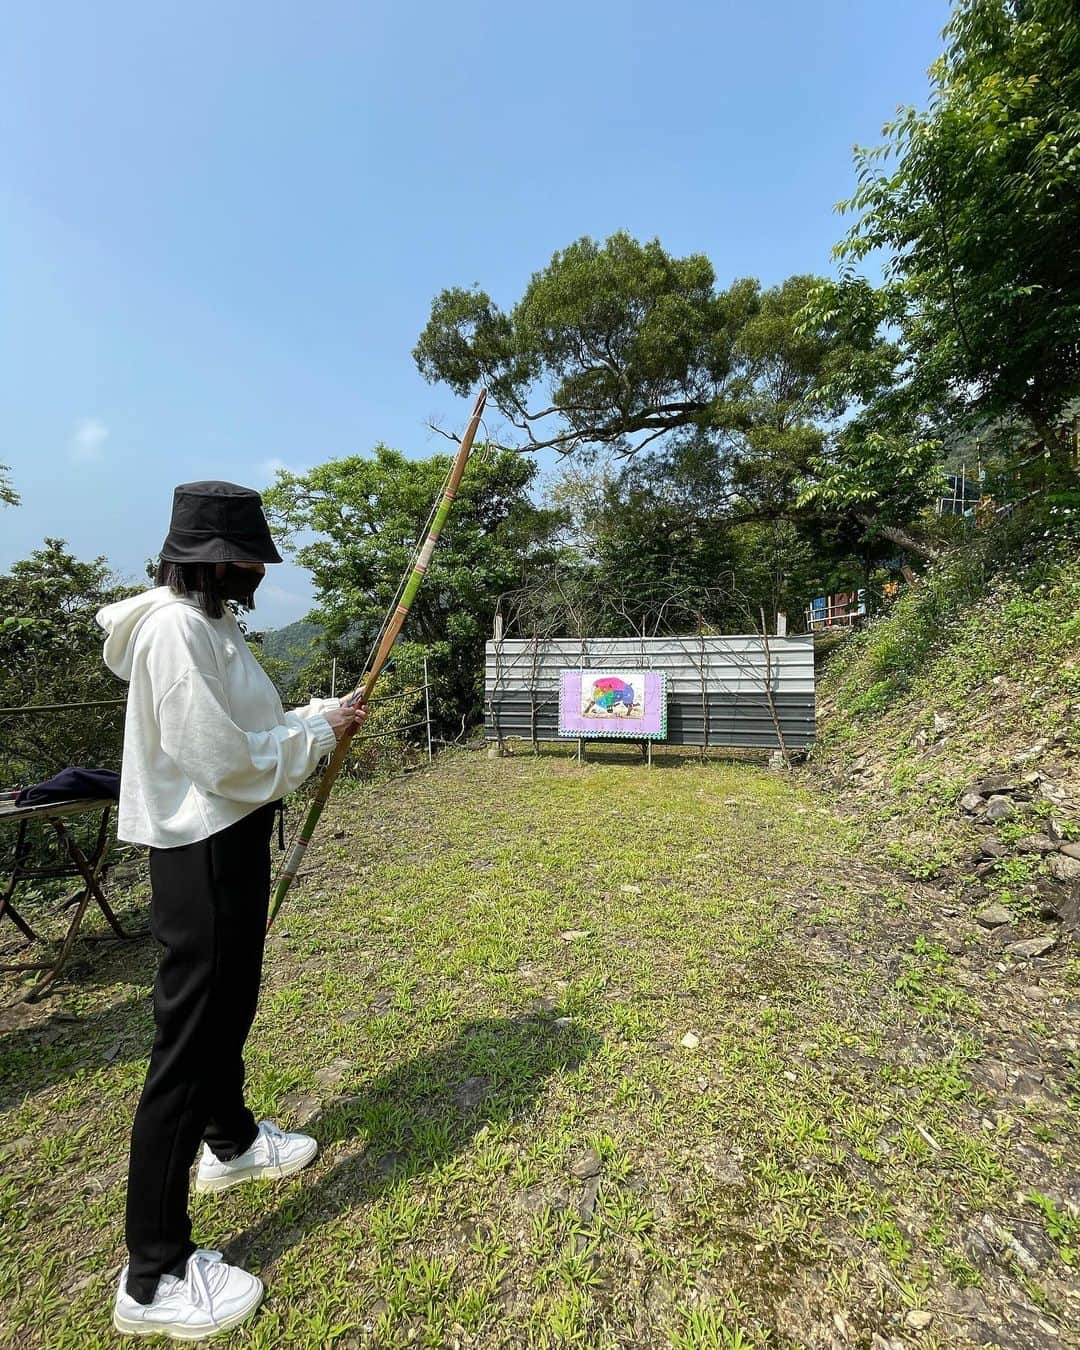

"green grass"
[812, 523, 1080, 886]
[0, 749, 1077, 1346]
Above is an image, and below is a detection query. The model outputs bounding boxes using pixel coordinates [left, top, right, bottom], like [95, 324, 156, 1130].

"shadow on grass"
[226, 1013, 601, 1273]
[0, 991, 154, 1111]
[515, 741, 769, 770]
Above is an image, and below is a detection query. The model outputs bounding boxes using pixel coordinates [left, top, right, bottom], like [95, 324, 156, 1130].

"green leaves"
[415, 234, 879, 471]
[0, 540, 138, 784]
[0, 464, 17, 508]
[262, 447, 563, 729]
[835, 0, 1080, 437]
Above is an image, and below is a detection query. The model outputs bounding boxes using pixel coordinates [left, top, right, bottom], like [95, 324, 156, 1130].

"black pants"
[125, 803, 276, 1303]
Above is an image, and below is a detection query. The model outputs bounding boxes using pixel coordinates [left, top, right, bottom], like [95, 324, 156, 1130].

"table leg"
[0, 819, 44, 946]
[22, 814, 145, 1001]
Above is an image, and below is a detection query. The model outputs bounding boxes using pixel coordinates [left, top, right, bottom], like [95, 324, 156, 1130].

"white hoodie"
[97, 587, 337, 848]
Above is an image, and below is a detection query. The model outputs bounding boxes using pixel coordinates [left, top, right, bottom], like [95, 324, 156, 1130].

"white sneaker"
[113, 1249, 263, 1339]
[195, 1119, 318, 1194]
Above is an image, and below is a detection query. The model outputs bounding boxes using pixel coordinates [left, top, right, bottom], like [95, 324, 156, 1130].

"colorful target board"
[558, 669, 667, 740]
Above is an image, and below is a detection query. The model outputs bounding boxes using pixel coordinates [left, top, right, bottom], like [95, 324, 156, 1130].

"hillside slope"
[812, 519, 1080, 934]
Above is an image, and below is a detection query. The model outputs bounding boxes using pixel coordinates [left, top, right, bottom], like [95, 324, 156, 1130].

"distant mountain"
[261, 618, 323, 686]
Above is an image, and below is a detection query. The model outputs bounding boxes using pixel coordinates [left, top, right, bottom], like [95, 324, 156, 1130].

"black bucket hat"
[159, 481, 283, 565]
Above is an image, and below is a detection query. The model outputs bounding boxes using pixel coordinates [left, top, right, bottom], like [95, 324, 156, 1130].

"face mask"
[219, 563, 264, 606]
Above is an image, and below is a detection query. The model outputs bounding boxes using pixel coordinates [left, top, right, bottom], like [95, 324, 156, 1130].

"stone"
[570, 1148, 602, 1180]
[933, 713, 953, 734]
[680, 1031, 700, 1049]
[979, 838, 1010, 858]
[904, 1310, 932, 1331]
[1010, 1071, 1046, 1101]
[560, 929, 590, 941]
[983, 795, 1016, 822]
[1060, 842, 1080, 860]
[577, 1174, 601, 1220]
[1048, 853, 1080, 883]
[1007, 936, 1056, 959]
[959, 792, 985, 814]
[1016, 834, 1058, 854]
[453, 1076, 490, 1113]
[313, 1056, 353, 1091]
[976, 904, 1013, 929]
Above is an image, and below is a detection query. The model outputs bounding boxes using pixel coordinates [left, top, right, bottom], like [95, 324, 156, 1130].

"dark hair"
[155, 561, 227, 619]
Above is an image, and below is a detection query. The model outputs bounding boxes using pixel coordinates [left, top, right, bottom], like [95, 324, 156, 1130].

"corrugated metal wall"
[484, 635, 815, 749]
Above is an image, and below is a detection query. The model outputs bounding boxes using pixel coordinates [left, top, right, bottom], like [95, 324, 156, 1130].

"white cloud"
[71, 417, 109, 461]
[257, 455, 309, 482]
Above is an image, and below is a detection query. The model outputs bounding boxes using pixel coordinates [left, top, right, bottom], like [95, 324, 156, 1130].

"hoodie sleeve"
[291, 696, 342, 719]
[156, 668, 336, 801]
[144, 607, 336, 803]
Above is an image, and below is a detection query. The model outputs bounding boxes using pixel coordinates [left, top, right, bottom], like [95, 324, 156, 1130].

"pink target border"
[558, 669, 667, 739]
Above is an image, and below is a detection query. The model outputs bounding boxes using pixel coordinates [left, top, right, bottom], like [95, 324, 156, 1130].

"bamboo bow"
[266, 388, 487, 929]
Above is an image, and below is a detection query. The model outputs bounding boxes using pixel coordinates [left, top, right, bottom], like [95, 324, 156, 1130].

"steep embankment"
[812, 522, 1080, 939]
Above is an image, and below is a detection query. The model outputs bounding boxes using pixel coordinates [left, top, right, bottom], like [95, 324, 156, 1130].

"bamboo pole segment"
[266, 388, 487, 929]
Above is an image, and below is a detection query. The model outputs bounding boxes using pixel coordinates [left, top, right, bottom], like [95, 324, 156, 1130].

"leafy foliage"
[416, 235, 934, 575]
[537, 459, 823, 636]
[262, 446, 563, 731]
[416, 236, 890, 482]
[833, 0, 1080, 441]
[0, 464, 17, 508]
[0, 540, 138, 787]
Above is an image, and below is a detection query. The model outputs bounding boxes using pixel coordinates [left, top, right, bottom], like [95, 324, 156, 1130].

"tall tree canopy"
[415, 235, 891, 475]
[415, 233, 938, 560]
[828, 0, 1080, 447]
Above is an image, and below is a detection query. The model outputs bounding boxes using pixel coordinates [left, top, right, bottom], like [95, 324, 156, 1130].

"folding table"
[0, 792, 146, 1001]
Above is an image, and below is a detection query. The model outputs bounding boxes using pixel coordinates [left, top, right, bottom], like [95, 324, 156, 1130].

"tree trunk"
[1025, 410, 1069, 457]
[854, 511, 938, 562]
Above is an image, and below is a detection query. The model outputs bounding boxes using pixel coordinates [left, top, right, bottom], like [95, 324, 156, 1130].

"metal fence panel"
[484, 635, 815, 749]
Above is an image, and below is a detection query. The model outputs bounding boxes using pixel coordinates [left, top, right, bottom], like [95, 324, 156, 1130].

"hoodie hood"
[96, 587, 191, 682]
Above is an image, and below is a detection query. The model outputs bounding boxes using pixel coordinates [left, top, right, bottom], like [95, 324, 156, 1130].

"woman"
[97, 481, 362, 1339]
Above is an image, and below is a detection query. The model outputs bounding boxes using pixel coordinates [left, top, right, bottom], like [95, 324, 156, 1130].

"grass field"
[1, 749, 1077, 1347]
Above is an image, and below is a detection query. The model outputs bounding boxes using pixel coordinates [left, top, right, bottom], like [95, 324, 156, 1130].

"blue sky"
[2, 0, 948, 629]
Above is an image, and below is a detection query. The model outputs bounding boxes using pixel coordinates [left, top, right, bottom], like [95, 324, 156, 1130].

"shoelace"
[183, 1250, 229, 1313]
[258, 1120, 287, 1168]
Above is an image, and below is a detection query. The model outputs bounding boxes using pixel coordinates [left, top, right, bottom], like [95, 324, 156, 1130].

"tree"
[0, 541, 138, 785]
[544, 457, 824, 635]
[417, 235, 891, 475]
[415, 233, 933, 565]
[834, 0, 1080, 449]
[0, 464, 17, 507]
[262, 446, 563, 731]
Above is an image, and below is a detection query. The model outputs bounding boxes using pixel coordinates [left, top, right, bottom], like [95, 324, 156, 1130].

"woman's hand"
[324, 703, 366, 743]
